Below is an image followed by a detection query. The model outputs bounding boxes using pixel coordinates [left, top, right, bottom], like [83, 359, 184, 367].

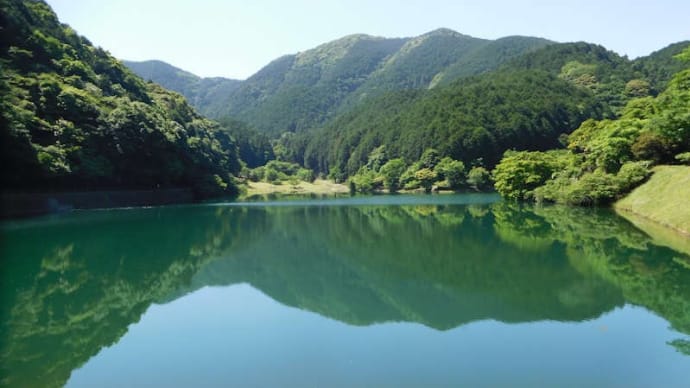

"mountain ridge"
[124, 28, 555, 134]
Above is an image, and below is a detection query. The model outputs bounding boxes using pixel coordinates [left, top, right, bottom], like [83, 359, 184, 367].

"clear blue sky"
[45, 0, 689, 80]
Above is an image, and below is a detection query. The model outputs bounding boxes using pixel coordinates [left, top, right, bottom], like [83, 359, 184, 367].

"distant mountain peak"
[294, 33, 387, 67]
[422, 27, 467, 37]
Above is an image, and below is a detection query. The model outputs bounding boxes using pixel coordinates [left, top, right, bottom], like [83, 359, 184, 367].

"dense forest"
[127, 30, 553, 136]
[0, 0, 243, 197]
[126, 31, 688, 197]
[493, 46, 690, 205]
[123, 59, 242, 121]
[3, 0, 689, 204]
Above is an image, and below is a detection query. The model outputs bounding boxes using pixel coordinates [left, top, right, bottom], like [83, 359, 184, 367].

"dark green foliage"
[216, 117, 274, 168]
[123, 60, 242, 118]
[632, 41, 690, 92]
[303, 69, 601, 178]
[0, 0, 241, 197]
[505, 42, 640, 116]
[139, 30, 552, 136]
[223, 35, 408, 135]
[433, 36, 553, 85]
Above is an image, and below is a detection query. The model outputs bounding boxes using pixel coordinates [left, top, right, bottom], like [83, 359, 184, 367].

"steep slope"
[224, 34, 409, 135]
[343, 29, 488, 99]
[123, 59, 242, 118]
[225, 30, 557, 135]
[0, 0, 240, 196]
[432, 35, 553, 85]
[300, 69, 603, 177]
[504, 42, 638, 115]
[615, 165, 690, 235]
[293, 41, 683, 179]
[633, 41, 690, 92]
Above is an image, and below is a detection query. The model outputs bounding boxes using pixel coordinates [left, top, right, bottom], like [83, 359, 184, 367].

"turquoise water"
[1, 194, 689, 387]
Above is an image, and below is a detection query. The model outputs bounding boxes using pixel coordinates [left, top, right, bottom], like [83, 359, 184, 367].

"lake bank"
[615, 165, 690, 236]
[0, 189, 195, 219]
[242, 179, 349, 199]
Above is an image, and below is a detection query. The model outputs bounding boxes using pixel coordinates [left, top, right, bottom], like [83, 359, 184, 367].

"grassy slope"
[615, 166, 690, 236]
[243, 179, 349, 198]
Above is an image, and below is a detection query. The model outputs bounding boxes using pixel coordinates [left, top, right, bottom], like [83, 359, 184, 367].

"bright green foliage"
[248, 160, 314, 184]
[434, 157, 465, 189]
[676, 152, 690, 164]
[466, 166, 491, 191]
[349, 167, 382, 193]
[400, 162, 423, 190]
[493, 151, 570, 200]
[616, 161, 652, 192]
[379, 158, 406, 192]
[0, 0, 241, 197]
[495, 45, 690, 205]
[624, 79, 651, 97]
[415, 168, 438, 193]
[366, 145, 388, 172]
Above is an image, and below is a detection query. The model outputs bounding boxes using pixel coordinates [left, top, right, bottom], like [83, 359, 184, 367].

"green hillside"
[125, 38, 689, 149]
[220, 34, 409, 134]
[297, 64, 606, 178]
[126, 30, 555, 136]
[433, 35, 553, 85]
[493, 46, 690, 206]
[0, 0, 241, 197]
[615, 165, 690, 234]
[123, 59, 242, 118]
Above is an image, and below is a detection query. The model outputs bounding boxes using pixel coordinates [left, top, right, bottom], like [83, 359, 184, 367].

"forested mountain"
[126, 30, 553, 135]
[221, 34, 408, 135]
[5, 0, 687, 198]
[299, 69, 603, 179]
[0, 0, 241, 196]
[493, 46, 690, 205]
[218, 29, 548, 135]
[282, 41, 690, 182]
[632, 41, 690, 91]
[123, 59, 242, 119]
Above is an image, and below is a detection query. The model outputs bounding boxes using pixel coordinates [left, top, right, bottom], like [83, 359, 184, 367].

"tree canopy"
[0, 0, 241, 197]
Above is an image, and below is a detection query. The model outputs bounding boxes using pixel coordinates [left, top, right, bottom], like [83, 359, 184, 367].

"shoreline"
[1, 189, 196, 219]
[614, 165, 690, 238]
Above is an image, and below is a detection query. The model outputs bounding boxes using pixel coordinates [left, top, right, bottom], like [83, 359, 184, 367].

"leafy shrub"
[616, 161, 651, 192]
[675, 152, 690, 165]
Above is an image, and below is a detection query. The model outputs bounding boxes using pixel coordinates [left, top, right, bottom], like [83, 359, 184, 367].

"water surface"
[1, 194, 689, 387]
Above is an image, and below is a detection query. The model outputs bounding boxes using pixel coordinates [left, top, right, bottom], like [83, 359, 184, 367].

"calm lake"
[1, 194, 689, 387]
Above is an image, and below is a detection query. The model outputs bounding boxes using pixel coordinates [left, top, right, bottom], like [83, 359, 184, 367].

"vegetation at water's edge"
[492, 47, 690, 206]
